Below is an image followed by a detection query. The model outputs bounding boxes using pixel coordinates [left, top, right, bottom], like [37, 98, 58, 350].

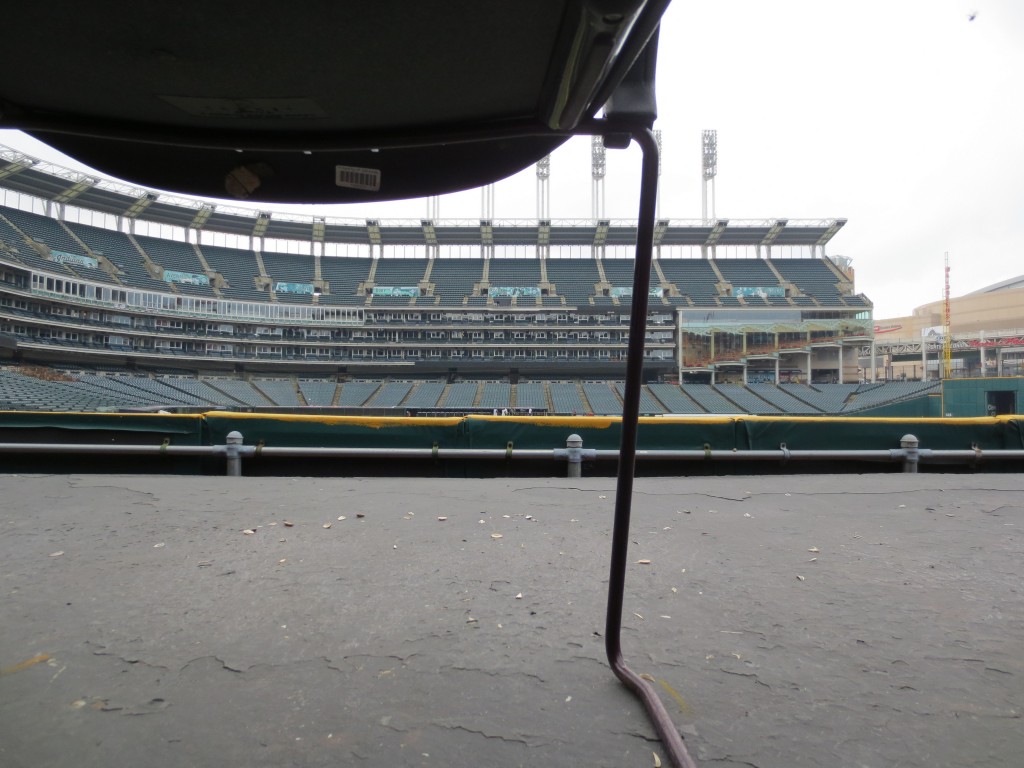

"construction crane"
[943, 252, 952, 379]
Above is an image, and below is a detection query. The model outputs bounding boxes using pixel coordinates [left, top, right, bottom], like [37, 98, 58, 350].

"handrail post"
[900, 433, 919, 473]
[565, 433, 583, 478]
[225, 431, 244, 477]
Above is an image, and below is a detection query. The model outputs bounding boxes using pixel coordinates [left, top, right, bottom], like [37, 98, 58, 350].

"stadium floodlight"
[761, 219, 788, 252]
[591, 135, 606, 221]
[127, 192, 159, 220]
[654, 219, 670, 247]
[701, 129, 718, 180]
[536, 154, 551, 221]
[252, 212, 271, 239]
[421, 219, 438, 248]
[0, 154, 35, 180]
[536, 154, 550, 180]
[187, 202, 212, 230]
[706, 219, 729, 248]
[701, 129, 717, 223]
[52, 176, 97, 204]
[366, 220, 381, 249]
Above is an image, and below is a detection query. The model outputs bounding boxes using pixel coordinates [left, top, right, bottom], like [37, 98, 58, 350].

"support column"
[805, 351, 812, 383]
[979, 333, 986, 376]
[774, 356, 780, 384]
[742, 363, 748, 384]
[921, 343, 928, 381]
[870, 340, 877, 383]
[997, 347, 1004, 377]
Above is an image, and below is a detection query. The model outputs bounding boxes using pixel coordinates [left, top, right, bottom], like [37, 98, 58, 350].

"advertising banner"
[734, 286, 785, 298]
[488, 286, 541, 298]
[274, 281, 315, 294]
[164, 270, 210, 286]
[372, 286, 420, 297]
[49, 250, 99, 269]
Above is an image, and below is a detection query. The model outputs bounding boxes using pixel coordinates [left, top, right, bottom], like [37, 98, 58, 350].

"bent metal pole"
[604, 126, 699, 768]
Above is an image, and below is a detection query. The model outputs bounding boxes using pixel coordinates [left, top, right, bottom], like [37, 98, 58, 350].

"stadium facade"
[0, 147, 873, 396]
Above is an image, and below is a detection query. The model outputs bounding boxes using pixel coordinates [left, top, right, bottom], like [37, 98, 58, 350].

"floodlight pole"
[592, 134, 607, 242]
[701, 129, 717, 224]
[536, 154, 551, 221]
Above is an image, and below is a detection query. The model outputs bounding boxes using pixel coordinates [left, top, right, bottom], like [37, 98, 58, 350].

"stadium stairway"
[575, 381, 590, 413]
[438, 381, 452, 408]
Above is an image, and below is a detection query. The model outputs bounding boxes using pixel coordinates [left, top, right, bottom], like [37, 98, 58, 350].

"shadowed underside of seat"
[0, 0, 669, 203]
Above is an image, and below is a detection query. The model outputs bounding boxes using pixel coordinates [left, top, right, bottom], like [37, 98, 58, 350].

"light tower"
[591, 134, 606, 222]
[701, 129, 717, 223]
[536, 154, 551, 221]
[536, 154, 551, 260]
[426, 194, 440, 220]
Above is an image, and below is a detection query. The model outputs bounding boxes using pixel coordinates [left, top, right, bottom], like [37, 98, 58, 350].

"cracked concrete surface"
[1, 474, 1022, 767]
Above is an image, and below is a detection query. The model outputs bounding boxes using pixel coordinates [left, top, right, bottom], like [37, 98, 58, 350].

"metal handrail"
[0, 438, 1022, 468]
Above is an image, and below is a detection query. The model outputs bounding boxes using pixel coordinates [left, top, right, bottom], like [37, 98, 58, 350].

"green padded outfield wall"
[0, 411, 207, 473]
[1, 411, 1022, 474]
[942, 377, 1024, 418]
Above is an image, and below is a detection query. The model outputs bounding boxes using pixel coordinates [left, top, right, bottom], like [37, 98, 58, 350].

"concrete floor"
[1, 474, 1022, 768]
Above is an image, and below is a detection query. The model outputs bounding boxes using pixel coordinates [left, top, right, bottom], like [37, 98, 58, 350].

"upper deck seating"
[546, 258, 601, 306]
[319, 256, 373, 305]
[658, 259, 719, 302]
[200, 245, 266, 301]
[430, 259, 484, 306]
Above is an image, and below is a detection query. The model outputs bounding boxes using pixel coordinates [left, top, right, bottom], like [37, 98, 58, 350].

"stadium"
[1, 5, 1021, 768]
[0, 144, 925, 417]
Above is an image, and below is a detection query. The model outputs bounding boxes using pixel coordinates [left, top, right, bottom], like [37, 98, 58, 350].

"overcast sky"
[2, 0, 1021, 321]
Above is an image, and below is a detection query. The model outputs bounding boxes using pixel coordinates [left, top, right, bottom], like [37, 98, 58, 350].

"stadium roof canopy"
[0, 149, 845, 249]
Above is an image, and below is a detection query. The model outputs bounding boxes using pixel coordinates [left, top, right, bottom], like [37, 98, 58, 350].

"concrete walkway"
[2, 474, 1022, 767]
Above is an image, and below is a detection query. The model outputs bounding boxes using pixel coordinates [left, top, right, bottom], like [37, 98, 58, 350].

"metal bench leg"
[605, 126, 698, 768]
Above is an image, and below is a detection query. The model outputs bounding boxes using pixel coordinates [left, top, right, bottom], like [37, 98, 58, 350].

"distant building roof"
[968, 276, 1024, 294]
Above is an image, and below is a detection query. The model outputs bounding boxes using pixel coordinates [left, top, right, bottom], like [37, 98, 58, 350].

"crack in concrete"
[432, 721, 553, 748]
[439, 664, 548, 683]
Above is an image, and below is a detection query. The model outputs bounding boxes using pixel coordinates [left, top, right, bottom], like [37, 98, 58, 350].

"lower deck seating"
[0, 365, 939, 415]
